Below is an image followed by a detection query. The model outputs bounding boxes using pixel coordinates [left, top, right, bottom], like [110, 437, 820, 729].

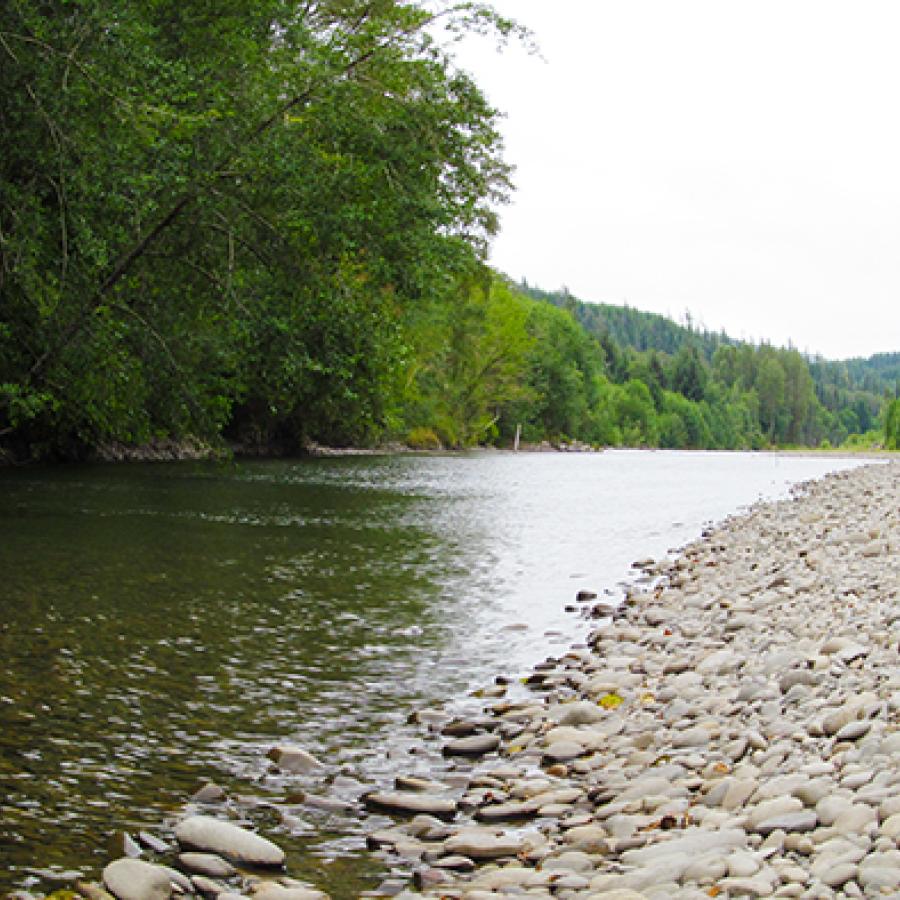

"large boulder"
[102, 859, 172, 900]
[174, 816, 285, 867]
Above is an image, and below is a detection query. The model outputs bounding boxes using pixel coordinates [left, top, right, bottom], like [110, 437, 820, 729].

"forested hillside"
[519, 283, 734, 360]
[1, 1, 895, 462]
[520, 284, 896, 449]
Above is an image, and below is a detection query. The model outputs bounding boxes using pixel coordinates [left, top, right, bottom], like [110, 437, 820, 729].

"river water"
[0, 450, 868, 893]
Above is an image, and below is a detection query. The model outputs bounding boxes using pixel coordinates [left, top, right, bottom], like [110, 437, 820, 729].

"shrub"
[406, 427, 442, 450]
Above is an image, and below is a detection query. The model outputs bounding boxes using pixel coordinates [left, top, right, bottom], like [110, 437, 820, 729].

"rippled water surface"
[0, 450, 867, 892]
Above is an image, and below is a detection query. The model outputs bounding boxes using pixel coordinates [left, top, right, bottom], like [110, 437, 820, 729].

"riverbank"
[353, 460, 899, 899]
[7, 459, 899, 900]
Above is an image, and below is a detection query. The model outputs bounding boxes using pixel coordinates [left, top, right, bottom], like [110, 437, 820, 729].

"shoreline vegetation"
[3, 4, 899, 467]
[14, 459, 899, 900]
[1, 437, 896, 468]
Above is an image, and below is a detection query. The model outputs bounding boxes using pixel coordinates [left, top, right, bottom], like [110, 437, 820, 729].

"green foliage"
[405, 426, 442, 450]
[514, 302, 605, 441]
[0, 0, 516, 459]
[669, 346, 707, 403]
[885, 398, 900, 450]
[400, 277, 534, 447]
[1, 0, 891, 461]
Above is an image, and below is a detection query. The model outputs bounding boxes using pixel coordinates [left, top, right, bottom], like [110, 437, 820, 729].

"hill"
[517, 282, 895, 439]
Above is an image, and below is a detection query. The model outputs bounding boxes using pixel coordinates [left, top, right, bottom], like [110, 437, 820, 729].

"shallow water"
[0, 450, 867, 893]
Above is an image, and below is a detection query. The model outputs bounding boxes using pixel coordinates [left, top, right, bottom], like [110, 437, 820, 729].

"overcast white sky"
[452, 1, 900, 360]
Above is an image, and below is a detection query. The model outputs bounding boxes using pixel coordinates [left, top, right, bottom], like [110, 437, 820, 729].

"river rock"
[620, 827, 748, 867]
[443, 829, 525, 859]
[753, 810, 818, 834]
[588, 892, 652, 900]
[363, 791, 457, 819]
[102, 859, 172, 900]
[442, 733, 500, 756]
[190, 874, 227, 895]
[562, 824, 610, 852]
[543, 739, 586, 762]
[474, 799, 539, 821]
[880, 813, 900, 839]
[157, 867, 191, 894]
[174, 816, 285, 867]
[76, 882, 116, 900]
[834, 719, 871, 742]
[671, 726, 710, 748]
[251, 885, 328, 900]
[820, 862, 858, 887]
[267, 745, 325, 774]
[549, 700, 606, 726]
[858, 851, 900, 891]
[191, 782, 227, 803]
[177, 852, 236, 878]
[816, 795, 854, 826]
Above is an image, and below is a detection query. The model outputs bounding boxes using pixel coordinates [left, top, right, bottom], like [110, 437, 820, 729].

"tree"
[670, 345, 707, 402]
[756, 353, 786, 441]
[0, 0, 521, 457]
[406, 277, 533, 446]
[614, 379, 658, 446]
[885, 398, 900, 450]
[780, 349, 815, 444]
[519, 302, 606, 441]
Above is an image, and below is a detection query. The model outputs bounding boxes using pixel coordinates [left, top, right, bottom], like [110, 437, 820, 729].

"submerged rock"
[267, 745, 326, 774]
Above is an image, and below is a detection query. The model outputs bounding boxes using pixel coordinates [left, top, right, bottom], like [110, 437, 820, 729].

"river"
[0, 450, 869, 894]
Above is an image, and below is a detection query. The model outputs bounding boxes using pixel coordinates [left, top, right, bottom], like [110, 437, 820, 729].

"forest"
[1, 1, 897, 462]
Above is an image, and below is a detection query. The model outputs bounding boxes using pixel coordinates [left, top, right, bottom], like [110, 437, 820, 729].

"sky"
[451, 0, 900, 360]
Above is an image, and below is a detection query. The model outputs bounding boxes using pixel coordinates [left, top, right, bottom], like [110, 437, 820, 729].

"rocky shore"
[10, 461, 899, 900]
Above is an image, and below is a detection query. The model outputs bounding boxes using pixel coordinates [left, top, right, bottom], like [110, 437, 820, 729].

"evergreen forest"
[1, 1, 897, 462]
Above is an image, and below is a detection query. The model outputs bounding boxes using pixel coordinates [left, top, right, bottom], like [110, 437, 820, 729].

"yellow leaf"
[598, 693, 623, 709]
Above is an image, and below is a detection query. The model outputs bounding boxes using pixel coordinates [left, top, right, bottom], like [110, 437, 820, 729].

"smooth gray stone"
[432, 855, 477, 871]
[820, 862, 858, 887]
[442, 733, 501, 756]
[137, 832, 171, 855]
[443, 830, 525, 859]
[363, 791, 457, 819]
[549, 700, 605, 726]
[102, 859, 172, 900]
[858, 854, 900, 891]
[474, 800, 539, 821]
[191, 783, 227, 803]
[73, 882, 115, 900]
[191, 875, 226, 896]
[834, 720, 872, 742]
[620, 828, 747, 866]
[543, 740, 585, 762]
[267, 744, 325, 774]
[157, 868, 191, 894]
[253, 887, 327, 900]
[753, 810, 818, 834]
[177, 852, 236, 878]
[174, 816, 285, 867]
[672, 726, 710, 748]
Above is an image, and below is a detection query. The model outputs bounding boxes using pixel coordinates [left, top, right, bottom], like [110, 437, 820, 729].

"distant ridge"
[516, 282, 733, 361]
[515, 281, 900, 431]
[515, 280, 898, 428]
